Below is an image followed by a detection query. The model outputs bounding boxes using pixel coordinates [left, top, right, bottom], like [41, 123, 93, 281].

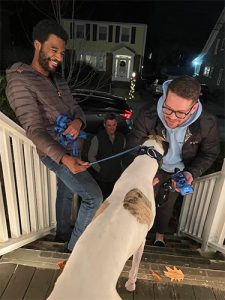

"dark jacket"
[126, 102, 220, 178]
[6, 62, 86, 163]
[95, 130, 125, 182]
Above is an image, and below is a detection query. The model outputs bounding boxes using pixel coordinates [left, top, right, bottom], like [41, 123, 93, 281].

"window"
[217, 68, 224, 85]
[214, 39, 220, 55]
[76, 24, 85, 39]
[97, 56, 105, 70]
[221, 38, 225, 50]
[209, 66, 214, 78]
[86, 55, 97, 68]
[203, 66, 211, 77]
[98, 25, 108, 41]
[121, 27, 131, 42]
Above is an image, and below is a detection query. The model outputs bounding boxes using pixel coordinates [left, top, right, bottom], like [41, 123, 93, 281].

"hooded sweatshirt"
[157, 80, 202, 173]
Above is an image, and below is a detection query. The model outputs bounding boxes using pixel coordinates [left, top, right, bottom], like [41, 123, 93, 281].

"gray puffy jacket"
[6, 62, 86, 163]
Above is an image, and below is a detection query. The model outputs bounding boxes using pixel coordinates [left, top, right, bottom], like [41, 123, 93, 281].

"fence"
[0, 112, 57, 255]
[178, 159, 225, 254]
[1, 111, 225, 255]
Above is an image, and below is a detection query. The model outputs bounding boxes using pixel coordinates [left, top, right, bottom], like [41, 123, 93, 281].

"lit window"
[121, 27, 131, 42]
[221, 38, 225, 50]
[76, 24, 85, 39]
[217, 68, 224, 85]
[203, 66, 211, 77]
[98, 26, 108, 41]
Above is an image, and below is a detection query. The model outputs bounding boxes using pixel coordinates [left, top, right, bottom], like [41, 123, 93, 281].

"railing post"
[201, 159, 225, 252]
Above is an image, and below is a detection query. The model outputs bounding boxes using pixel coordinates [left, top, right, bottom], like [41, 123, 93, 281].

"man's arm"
[184, 117, 220, 178]
[88, 136, 100, 173]
[6, 77, 68, 163]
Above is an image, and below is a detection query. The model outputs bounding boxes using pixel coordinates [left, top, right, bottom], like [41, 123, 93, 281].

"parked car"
[145, 75, 168, 97]
[72, 89, 133, 134]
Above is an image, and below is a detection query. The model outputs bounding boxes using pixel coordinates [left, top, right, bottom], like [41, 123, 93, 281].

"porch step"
[0, 248, 69, 269]
[20, 238, 225, 272]
[122, 260, 225, 291]
[141, 247, 225, 271]
[1, 248, 224, 291]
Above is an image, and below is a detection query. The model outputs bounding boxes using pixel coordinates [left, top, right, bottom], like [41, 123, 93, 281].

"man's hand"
[182, 171, 193, 185]
[152, 177, 160, 186]
[63, 119, 82, 139]
[173, 171, 193, 193]
[61, 154, 90, 174]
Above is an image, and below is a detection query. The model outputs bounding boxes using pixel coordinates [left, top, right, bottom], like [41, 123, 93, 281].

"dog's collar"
[138, 146, 163, 162]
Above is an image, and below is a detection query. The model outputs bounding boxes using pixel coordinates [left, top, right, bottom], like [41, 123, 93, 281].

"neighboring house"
[193, 8, 225, 103]
[61, 19, 147, 82]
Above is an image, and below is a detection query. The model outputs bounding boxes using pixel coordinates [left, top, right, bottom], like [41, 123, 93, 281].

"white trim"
[221, 38, 225, 50]
[216, 68, 224, 85]
[214, 38, 221, 55]
[63, 18, 147, 28]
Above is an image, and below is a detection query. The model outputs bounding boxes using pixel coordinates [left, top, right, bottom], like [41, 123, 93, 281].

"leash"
[55, 114, 87, 156]
[90, 145, 163, 165]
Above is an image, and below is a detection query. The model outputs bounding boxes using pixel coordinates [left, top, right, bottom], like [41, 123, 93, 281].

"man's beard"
[38, 48, 57, 73]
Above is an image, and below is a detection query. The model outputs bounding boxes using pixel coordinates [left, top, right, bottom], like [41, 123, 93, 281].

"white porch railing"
[0, 112, 57, 256]
[1, 111, 225, 256]
[178, 159, 225, 254]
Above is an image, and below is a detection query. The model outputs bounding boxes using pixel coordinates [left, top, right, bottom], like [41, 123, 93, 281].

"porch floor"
[1, 262, 225, 300]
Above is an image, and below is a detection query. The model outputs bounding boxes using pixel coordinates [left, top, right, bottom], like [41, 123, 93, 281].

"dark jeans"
[40, 155, 103, 250]
[153, 169, 179, 234]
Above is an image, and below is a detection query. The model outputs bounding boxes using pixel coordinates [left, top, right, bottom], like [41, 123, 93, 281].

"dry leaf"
[163, 266, 184, 282]
[57, 260, 67, 270]
[151, 271, 161, 281]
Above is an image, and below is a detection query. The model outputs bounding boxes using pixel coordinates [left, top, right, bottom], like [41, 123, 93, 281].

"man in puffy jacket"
[6, 19, 103, 252]
[126, 75, 220, 247]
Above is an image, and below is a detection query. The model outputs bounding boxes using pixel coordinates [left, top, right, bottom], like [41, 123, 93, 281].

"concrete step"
[1, 248, 225, 291]
[0, 248, 69, 269]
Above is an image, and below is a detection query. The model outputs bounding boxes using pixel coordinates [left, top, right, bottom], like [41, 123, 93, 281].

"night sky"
[0, 0, 224, 74]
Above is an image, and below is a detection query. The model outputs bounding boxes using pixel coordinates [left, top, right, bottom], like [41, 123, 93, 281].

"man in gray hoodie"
[6, 20, 103, 252]
[126, 75, 220, 246]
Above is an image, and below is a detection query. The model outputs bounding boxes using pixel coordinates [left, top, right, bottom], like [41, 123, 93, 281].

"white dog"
[48, 136, 163, 300]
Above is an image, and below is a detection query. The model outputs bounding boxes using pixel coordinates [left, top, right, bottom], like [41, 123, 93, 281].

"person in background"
[88, 113, 126, 199]
[125, 75, 220, 247]
[6, 19, 103, 252]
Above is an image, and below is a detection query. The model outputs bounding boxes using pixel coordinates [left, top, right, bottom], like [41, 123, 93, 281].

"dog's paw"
[125, 280, 136, 292]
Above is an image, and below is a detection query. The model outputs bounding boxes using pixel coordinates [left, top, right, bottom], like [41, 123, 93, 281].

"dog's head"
[142, 135, 164, 156]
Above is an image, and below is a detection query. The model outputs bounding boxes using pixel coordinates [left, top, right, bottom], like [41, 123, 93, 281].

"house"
[192, 8, 225, 103]
[61, 19, 147, 82]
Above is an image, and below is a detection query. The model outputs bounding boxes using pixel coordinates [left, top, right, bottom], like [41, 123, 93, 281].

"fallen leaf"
[163, 266, 184, 282]
[151, 271, 161, 281]
[57, 260, 67, 270]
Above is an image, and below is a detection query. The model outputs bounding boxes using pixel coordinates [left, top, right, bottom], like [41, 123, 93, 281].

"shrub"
[0, 75, 17, 122]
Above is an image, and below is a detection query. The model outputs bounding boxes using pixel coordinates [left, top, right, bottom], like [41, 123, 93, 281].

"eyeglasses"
[162, 103, 195, 119]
